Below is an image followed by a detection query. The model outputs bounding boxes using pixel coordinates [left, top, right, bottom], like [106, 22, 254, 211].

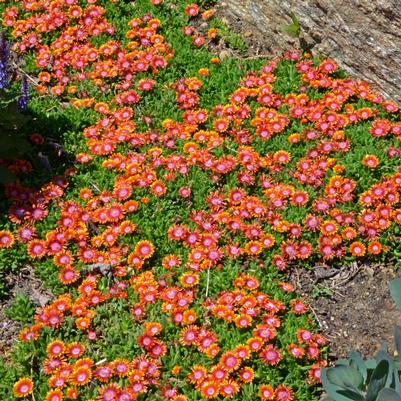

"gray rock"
[222, 0, 401, 102]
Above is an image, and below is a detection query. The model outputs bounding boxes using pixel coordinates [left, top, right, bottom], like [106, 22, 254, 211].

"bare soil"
[0, 264, 52, 361]
[290, 262, 401, 359]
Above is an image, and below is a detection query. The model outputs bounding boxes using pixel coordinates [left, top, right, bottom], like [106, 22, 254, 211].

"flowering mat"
[0, 1, 401, 401]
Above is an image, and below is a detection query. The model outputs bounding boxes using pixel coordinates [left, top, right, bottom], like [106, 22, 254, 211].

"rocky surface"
[219, 0, 401, 102]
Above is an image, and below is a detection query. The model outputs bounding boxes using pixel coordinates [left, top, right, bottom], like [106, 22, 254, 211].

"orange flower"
[244, 240, 262, 255]
[341, 227, 357, 241]
[202, 9, 216, 20]
[288, 133, 301, 144]
[259, 384, 274, 400]
[69, 367, 92, 386]
[13, 378, 33, 398]
[46, 340, 65, 358]
[362, 154, 379, 168]
[134, 240, 155, 259]
[234, 314, 252, 328]
[200, 381, 220, 399]
[259, 344, 281, 365]
[198, 67, 209, 76]
[188, 365, 207, 384]
[349, 241, 366, 257]
[273, 150, 291, 164]
[44, 389, 63, 401]
[66, 342, 85, 359]
[75, 317, 91, 331]
[0, 230, 14, 248]
[184, 3, 199, 17]
[368, 240, 382, 255]
[179, 272, 199, 287]
[150, 180, 166, 196]
[171, 365, 181, 375]
[274, 384, 294, 401]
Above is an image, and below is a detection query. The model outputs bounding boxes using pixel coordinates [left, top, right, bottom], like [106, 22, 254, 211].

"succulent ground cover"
[0, 1, 401, 401]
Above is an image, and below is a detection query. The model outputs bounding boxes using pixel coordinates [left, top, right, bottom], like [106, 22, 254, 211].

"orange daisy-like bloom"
[341, 227, 357, 241]
[150, 180, 167, 196]
[238, 366, 254, 383]
[259, 344, 281, 365]
[75, 317, 91, 331]
[247, 336, 264, 352]
[199, 67, 209, 76]
[291, 190, 309, 206]
[200, 381, 220, 399]
[19, 323, 42, 342]
[144, 322, 163, 337]
[204, 344, 221, 358]
[66, 342, 85, 359]
[47, 373, 67, 389]
[13, 378, 33, 398]
[69, 367, 92, 386]
[134, 240, 155, 259]
[111, 359, 131, 377]
[183, 309, 198, 325]
[46, 340, 65, 358]
[244, 240, 262, 255]
[362, 154, 379, 168]
[188, 365, 208, 384]
[162, 254, 181, 269]
[0, 230, 15, 248]
[368, 240, 382, 255]
[53, 251, 74, 268]
[59, 267, 79, 285]
[273, 150, 291, 164]
[213, 118, 229, 132]
[234, 344, 251, 360]
[349, 241, 366, 257]
[27, 239, 47, 258]
[274, 385, 294, 401]
[220, 351, 241, 372]
[184, 3, 200, 16]
[172, 396, 187, 401]
[65, 387, 79, 399]
[234, 314, 252, 329]
[123, 200, 139, 212]
[320, 220, 338, 235]
[179, 272, 199, 288]
[44, 389, 63, 401]
[287, 343, 305, 358]
[259, 384, 274, 400]
[220, 380, 240, 398]
[288, 133, 301, 144]
[202, 9, 216, 20]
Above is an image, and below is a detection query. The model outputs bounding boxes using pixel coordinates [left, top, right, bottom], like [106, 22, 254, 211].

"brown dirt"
[0, 264, 52, 361]
[290, 262, 401, 359]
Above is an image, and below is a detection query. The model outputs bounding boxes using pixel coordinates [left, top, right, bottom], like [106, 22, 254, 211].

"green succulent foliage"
[282, 11, 301, 38]
[321, 277, 401, 401]
[5, 293, 35, 323]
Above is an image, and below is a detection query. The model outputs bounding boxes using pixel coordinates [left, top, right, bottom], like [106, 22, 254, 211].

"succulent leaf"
[376, 388, 401, 401]
[349, 351, 368, 382]
[389, 278, 401, 311]
[327, 365, 364, 390]
[321, 368, 359, 401]
[395, 326, 401, 360]
[366, 360, 390, 401]
[336, 388, 365, 401]
[375, 350, 396, 388]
